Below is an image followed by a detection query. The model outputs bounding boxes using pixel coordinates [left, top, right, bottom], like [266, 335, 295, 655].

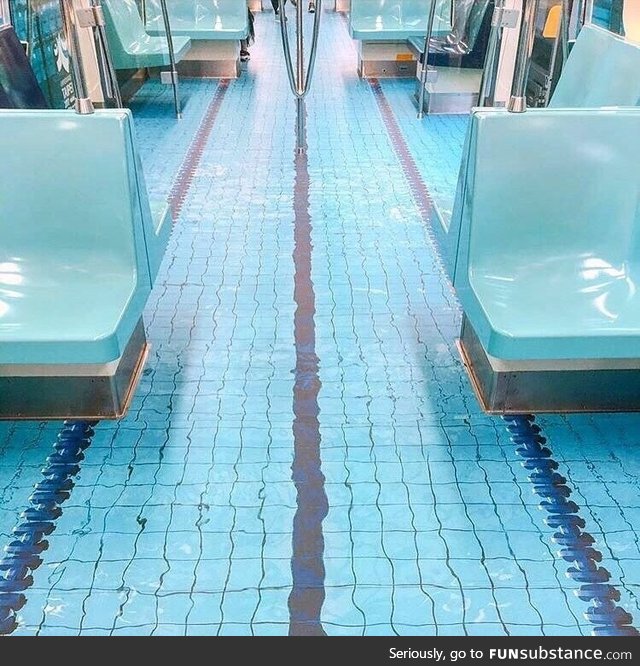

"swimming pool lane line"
[0, 421, 96, 635]
[369, 78, 638, 636]
[504, 415, 638, 637]
[168, 80, 230, 220]
[368, 79, 454, 292]
[288, 104, 329, 636]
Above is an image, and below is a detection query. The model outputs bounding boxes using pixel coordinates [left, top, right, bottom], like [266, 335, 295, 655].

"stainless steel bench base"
[176, 59, 240, 79]
[458, 315, 640, 414]
[414, 67, 483, 114]
[415, 89, 480, 114]
[176, 40, 242, 79]
[357, 42, 417, 78]
[0, 319, 148, 421]
[359, 59, 417, 78]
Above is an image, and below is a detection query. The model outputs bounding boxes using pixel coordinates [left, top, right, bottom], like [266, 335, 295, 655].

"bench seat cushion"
[146, 0, 249, 40]
[350, 0, 452, 41]
[451, 108, 640, 361]
[103, 0, 192, 70]
[0, 110, 158, 366]
[0, 255, 142, 365]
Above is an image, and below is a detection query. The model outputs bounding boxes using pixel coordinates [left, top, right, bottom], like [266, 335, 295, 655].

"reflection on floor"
[0, 10, 638, 636]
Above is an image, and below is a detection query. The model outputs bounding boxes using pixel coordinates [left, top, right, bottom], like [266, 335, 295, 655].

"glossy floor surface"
[1, 10, 639, 636]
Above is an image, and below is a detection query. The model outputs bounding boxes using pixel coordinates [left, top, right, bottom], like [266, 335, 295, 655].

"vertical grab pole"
[478, 0, 504, 107]
[507, 0, 540, 113]
[59, 0, 94, 114]
[278, 0, 323, 155]
[159, 0, 181, 119]
[296, 0, 305, 153]
[417, 0, 438, 119]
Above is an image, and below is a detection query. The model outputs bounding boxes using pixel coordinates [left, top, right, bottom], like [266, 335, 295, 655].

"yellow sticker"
[396, 53, 414, 62]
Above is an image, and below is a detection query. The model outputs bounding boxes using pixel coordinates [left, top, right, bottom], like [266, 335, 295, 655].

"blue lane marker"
[0, 421, 96, 635]
[504, 415, 638, 637]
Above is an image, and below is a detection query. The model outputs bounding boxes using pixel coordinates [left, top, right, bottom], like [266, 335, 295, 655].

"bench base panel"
[358, 42, 417, 78]
[458, 316, 640, 414]
[161, 41, 242, 79]
[117, 68, 148, 104]
[0, 320, 148, 421]
[177, 59, 240, 79]
[415, 67, 482, 114]
[415, 88, 480, 114]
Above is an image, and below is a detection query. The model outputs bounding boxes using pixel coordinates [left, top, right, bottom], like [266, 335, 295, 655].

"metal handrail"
[59, 0, 95, 114]
[90, 1, 123, 108]
[0, 0, 11, 25]
[141, 0, 181, 119]
[278, 0, 323, 153]
[158, 0, 181, 118]
[507, 0, 540, 112]
[477, 0, 505, 107]
[584, 0, 594, 25]
[416, 0, 438, 119]
[543, 0, 569, 106]
[560, 0, 569, 62]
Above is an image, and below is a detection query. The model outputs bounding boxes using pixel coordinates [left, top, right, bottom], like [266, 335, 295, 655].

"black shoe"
[308, 1, 315, 12]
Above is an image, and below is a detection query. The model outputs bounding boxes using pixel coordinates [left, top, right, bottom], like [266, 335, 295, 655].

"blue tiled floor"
[1, 9, 639, 636]
[378, 80, 467, 224]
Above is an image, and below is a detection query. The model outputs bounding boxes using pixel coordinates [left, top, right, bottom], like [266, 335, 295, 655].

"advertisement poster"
[0, 23, 48, 107]
[11, 0, 75, 108]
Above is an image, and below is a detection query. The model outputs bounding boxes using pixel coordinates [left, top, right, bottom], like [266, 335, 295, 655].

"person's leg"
[308, 0, 315, 12]
[240, 38, 250, 61]
[273, 0, 288, 17]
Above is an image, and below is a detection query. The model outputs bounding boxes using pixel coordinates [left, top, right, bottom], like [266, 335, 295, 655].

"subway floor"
[0, 10, 639, 636]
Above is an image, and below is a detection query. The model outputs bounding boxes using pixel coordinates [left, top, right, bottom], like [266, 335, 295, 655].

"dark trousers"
[271, 0, 286, 10]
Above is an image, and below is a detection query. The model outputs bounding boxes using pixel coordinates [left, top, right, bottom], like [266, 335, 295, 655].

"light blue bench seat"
[453, 108, 640, 363]
[145, 0, 249, 41]
[441, 23, 640, 280]
[0, 109, 170, 365]
[103, 0, 192, 70]
[550, 25, 640, 107]
[0, 109, 171, 418]
[451, 107, 640, 412]
[349, 0, 452, 41]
